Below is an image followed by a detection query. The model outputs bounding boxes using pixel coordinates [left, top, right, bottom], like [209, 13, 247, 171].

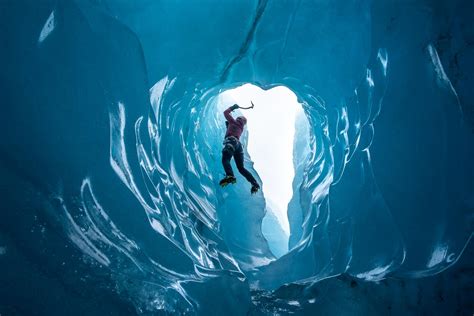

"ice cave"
[0, 0, 473, 315]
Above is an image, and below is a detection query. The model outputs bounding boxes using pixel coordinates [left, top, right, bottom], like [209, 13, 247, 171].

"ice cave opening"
[2, 0, 474, 313]
[216, 84, 311, 259]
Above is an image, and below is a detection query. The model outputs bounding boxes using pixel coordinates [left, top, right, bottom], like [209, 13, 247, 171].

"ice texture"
[0, 0, 473, 314]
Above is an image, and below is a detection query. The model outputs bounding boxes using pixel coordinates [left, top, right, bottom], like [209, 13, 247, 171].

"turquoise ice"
[0, 0, 473, 314]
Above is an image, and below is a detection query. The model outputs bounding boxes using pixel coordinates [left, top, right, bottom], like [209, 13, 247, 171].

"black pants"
[222, 137, 257, 185]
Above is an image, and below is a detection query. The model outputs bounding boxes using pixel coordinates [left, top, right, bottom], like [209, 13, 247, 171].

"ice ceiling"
[0, 0, 473, 314]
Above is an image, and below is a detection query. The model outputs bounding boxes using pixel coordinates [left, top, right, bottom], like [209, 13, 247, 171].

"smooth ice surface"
[1, 0, 473, 314]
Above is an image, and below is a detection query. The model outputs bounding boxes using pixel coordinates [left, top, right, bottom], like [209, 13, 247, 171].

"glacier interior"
[0, 0, 473, 315]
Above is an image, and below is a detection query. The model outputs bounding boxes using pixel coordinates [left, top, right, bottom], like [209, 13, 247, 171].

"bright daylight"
[218, 84, 305, 254]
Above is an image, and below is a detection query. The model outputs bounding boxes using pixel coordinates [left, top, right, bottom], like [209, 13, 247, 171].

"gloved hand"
[230, 104, 239, 111]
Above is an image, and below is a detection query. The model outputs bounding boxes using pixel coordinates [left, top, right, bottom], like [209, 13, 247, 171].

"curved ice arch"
[2, 0, 472, 312]
[69, 0, 473, 291]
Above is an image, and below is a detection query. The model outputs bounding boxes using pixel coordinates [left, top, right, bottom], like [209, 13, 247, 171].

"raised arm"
[223, 104, 239, 123]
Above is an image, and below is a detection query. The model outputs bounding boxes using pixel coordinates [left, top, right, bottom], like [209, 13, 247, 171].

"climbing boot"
[251, 183, 260, 195]
[220, 175, 236, 187]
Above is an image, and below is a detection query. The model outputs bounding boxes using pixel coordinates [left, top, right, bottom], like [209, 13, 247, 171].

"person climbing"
[219, 103, 260, 194]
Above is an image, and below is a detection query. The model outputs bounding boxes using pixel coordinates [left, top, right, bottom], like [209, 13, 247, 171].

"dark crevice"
[219, 0, 268, 83]
[275, 0, 302, 76]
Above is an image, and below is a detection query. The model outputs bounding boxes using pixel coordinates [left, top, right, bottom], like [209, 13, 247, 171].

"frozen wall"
[0, 0, 473, 314]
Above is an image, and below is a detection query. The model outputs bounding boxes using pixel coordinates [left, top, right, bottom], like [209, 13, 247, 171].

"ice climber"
[219, 104, 260, 194]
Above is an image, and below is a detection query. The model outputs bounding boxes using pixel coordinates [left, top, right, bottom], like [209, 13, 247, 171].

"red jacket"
[224, 106, 247, 139]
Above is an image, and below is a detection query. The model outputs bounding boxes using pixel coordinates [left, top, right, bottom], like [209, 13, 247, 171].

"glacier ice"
[0, 0, 473, 314]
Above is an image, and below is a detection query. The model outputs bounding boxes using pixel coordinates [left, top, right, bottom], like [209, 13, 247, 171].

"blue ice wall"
[287, 111, 311, 250]
[0, 0, 473, 314]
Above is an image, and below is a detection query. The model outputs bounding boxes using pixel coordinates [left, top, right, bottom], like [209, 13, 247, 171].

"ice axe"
[238, 101, 255, 110]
